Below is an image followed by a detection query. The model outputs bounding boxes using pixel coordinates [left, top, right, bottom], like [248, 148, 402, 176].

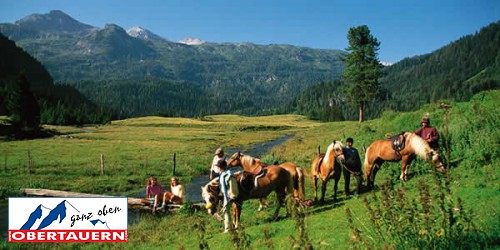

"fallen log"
[21, 188, 205, 211]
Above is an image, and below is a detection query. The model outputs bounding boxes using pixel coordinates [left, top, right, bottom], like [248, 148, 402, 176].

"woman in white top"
[160, 177, 184, 208]
[210, 148, 225, 180]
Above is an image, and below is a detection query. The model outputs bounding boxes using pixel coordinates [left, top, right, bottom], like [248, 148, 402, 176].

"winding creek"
[183, 134, 293, 202]
[0, 134, 293, 237]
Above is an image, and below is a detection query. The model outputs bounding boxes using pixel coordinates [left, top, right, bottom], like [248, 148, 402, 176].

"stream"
[0, 134, 293, 235]
[183, 134, 293, 202]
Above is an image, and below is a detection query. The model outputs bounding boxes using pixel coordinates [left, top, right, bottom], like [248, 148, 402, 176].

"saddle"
[386, 132, 406, 159]
[239, 165, 268, 193]
[315, 153, 326, 174]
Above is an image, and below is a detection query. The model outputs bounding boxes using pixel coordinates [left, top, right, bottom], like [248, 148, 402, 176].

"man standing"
[415, 117, 440, 151]
[217, 159, 239, 233]
[344, 138, 362, 196]
[210, 148, 225, 180]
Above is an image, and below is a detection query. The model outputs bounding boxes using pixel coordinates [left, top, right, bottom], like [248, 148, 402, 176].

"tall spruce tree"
[341, 25, 383, 123]
[6, 75, 40, 130]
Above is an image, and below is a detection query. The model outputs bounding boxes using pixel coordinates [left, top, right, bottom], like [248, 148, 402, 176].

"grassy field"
[1, 91, 499, 249]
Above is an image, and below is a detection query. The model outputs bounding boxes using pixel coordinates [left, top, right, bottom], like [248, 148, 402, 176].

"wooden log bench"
[21, 188, 205, 211]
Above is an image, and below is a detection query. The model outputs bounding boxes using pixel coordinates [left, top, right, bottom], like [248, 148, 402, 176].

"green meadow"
[1, 91, 499, 249]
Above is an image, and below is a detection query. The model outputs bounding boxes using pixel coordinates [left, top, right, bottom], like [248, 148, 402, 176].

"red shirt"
[415, 126, 439, 149]
[146, 184, 164, 197]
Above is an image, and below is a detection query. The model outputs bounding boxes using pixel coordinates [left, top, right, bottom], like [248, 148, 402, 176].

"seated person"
[160, 177, 184, 209]
[145, 176, 164, 214]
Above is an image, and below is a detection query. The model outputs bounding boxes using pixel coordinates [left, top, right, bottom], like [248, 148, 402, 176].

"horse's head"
[332, 140, 346, 164]
[431, 150, 446, 173]
[201, 179, 221, 215]
[227, 151, 243, 168]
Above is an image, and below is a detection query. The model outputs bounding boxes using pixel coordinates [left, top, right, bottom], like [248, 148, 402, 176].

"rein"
[335, 149, 362, 176]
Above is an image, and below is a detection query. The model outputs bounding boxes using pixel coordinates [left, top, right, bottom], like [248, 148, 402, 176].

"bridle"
[226, 153, 243, 168]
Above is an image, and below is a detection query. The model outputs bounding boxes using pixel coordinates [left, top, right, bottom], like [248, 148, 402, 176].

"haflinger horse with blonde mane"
[201, 161, 293, 229]
[364, 132, 445, 188]
[310, 140, 346, 204]
[226, 152, 306, 203]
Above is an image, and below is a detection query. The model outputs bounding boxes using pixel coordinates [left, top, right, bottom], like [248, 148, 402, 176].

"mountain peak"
[126, 25, 165, 41]
[15, 10, 94, 33]
[177, 37, 205, 45]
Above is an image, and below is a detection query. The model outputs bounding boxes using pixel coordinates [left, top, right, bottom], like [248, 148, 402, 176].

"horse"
[201, 164, 293, 229]
[364, 132, 445, 188]
[226, 152, 305, 209]
[310, 140, 346, 204]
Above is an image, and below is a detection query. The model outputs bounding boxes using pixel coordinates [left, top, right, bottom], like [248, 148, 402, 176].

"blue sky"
[1, 0, 498, 63]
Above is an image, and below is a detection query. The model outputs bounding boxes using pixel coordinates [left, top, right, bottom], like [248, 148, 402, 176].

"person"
[210, 147, 225, 180]
[159, 177, 184, 209]
[217, 159, 239, 233]
[343, 138, 362, 196]
[415, 116, 439, 151]
[146, 176, 164, 214]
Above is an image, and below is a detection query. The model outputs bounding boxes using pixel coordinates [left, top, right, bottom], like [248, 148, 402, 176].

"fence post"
[100, 154, 105, 175]
[173, 153, 176, 176]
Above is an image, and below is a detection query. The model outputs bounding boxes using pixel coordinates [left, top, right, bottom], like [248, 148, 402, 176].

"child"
[160, 177, 184, 209]
[146, 176, 164, 214]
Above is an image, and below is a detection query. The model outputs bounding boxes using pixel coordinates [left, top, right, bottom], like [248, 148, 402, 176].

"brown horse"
[364, 132, 445, 188]
[227, 152, 305, 203]
[310, 140, 345, 203]
[201, 164, 293, 228]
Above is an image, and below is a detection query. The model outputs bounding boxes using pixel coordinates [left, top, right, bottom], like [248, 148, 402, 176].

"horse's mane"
[323, 141, 343, 165]
[405, 132, 432, 160]
[241, 155, 260, 168]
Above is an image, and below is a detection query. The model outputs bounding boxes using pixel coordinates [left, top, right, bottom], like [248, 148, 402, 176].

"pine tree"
[6, 75, 40, 130]
[341, 25, 383, 123]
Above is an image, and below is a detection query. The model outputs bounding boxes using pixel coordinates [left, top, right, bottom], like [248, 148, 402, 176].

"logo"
[8, 197, 128, 242]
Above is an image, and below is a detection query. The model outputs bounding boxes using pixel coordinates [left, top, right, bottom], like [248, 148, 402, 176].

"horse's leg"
[400, 156, 408, 181]
[272, 192, 285, 221]
[364, 158, 375, 190]
[333, 174, 340, 201]
[371, 159, 383, 188]
[258, 198, 269, 211]
[233, 202, 242, 229]
[313, 175, 318, 201]
[402, 155, 415, 182]
[320, 179, 327, 204]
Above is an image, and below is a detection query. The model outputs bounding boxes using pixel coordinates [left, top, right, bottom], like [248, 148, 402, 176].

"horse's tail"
[301, 162, 313, 177]
[295, 166, 305, 201]
[363, 146, 372, 180]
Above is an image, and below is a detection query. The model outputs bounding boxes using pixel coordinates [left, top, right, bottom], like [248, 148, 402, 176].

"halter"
[226, 153, 243, 168]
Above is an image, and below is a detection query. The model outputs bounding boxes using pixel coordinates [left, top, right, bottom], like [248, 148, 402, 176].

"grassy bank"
[1, 91, 498, 249]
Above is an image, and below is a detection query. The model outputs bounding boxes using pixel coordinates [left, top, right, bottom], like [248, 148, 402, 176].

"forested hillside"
[381, 21, 500, 112]
[0, 33, 111, 127]
[285, 21, 500, 121]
